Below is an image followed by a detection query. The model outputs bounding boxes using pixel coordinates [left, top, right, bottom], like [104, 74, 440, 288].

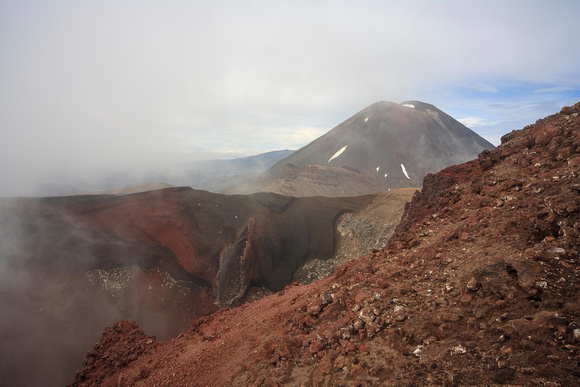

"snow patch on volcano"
[401, 163, 410, 179]
[402, 104, 415, 109]
[328, 145, 347, 163]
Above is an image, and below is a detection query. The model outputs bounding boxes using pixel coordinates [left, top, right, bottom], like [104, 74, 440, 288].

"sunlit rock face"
[227, 101, 495, 196]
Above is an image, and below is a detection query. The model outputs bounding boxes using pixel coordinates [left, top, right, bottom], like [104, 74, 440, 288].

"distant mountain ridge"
[38, 150, 294, 196]
[227, 101, 494, 196]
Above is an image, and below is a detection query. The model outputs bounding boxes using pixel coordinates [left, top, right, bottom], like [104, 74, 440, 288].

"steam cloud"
[0, 198, 191, 386]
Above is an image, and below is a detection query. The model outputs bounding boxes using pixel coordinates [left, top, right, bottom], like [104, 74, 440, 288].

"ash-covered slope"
[71, 103, 579, 386]
[228, 101, 494, 196]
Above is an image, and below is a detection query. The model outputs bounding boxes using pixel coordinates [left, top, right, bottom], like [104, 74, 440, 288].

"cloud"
[1, 0, 579, 195]
[535, 86, 577, 94]
[457, 117, 501, 128]
[471, 84, 500, 94]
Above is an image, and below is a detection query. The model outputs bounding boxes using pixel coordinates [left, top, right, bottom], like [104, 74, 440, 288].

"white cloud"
[0, 0, 579, 195]
[457, 117, 501, 128]
[472, 84, 500, 94]
[535, 86, 576, 94]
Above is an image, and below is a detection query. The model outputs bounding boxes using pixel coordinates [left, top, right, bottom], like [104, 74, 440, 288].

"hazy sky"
[1, 0, 579, 196]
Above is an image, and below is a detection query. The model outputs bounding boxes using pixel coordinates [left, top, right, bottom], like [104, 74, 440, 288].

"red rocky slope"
[71, 103, 580, 386]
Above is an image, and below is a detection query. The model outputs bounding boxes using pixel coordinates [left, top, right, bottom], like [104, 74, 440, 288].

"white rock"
[548, 247, 565, 254]
[450, 345, 467, 355]
[536, 280, 548, 289]
[413, 345, 424, 357]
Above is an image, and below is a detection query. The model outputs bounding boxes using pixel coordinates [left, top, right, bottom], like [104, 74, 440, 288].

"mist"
[1, 1, 579, 197]
[0, 197, 197, 386]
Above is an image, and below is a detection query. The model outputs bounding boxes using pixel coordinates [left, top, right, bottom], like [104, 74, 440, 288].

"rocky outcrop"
[71, 103, 579, 386]
[215, 218, 258, 307]
[72, 321, 157, 385]
[294, 189, 416, 284]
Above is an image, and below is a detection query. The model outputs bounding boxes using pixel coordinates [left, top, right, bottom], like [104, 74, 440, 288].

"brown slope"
[71, 102, 579, 386]
[257, 164, 391, 197]
[227, 101, 495, 196]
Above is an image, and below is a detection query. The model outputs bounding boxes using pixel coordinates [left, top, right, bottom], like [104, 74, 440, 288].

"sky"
[1, 0, 579, 196]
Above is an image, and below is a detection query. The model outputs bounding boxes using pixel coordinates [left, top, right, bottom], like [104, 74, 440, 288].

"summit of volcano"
[226, 101, 494, 197]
